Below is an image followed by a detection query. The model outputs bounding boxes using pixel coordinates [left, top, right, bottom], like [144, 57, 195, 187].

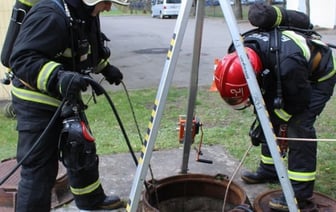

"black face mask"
[83, 4, 95, 15]
[65, 0, 95, 18]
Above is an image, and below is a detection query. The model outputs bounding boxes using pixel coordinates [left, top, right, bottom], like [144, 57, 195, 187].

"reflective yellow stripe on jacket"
[274, 108, 292, 122]
[318, 52, 336, 82]
[12, 86, 61, 107]
[37, 61, 61, 93]
[70, 179, 101, 195]
[282, 30, 311, 62]
[95, 59, 109, 73]
[18, 0, 40, 7]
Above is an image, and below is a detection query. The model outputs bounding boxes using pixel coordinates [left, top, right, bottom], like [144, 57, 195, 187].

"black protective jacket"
[236, 29, 335, 122]
[10, 0, 110, 113]
[240, 30, 311, 121]
[9, 0, 111, 210]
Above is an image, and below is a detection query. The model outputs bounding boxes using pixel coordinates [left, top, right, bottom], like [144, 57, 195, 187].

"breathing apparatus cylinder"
[59, 115, 98, 171]
[1, 0, 35, 67]
[248, 3, 312, 30]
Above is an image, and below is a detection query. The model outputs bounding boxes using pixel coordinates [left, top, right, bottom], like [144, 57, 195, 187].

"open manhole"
[254, 189, 336, 212]
[134, 48, 169, 54]
[0, 158, 73, 211]
[141, 173, 250, 212]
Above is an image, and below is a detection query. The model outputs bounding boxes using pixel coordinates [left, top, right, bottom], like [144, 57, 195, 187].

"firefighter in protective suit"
[214, 29, 336, 211]
[9, 0, 128, 211]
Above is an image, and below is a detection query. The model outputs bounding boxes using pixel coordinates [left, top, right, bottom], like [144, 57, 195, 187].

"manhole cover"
[134, 48, 169, 54]
[0, 158, 73, 211]
[254, 189, 336, 212]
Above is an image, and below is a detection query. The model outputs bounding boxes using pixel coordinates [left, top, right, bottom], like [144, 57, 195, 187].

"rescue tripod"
[126, 0, 299, 211]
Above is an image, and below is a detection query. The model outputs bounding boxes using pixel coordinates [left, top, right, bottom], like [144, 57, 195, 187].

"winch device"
[177, 115, 212, 164]
[177, 115, 201, 144]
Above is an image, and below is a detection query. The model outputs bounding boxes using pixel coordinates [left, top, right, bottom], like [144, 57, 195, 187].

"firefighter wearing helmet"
[214, 47, 263, 110]
[214, 28, 336, 211]
[8, 0, 128, 210]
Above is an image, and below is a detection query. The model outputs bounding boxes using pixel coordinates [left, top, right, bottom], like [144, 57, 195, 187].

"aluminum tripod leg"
[125, 0, 194, 211]
[219, 0, 298, 211]
[180, 0, 206, 174]
[126, 0, 299, 211]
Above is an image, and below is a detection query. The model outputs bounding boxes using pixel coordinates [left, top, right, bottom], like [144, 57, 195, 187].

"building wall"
[287, 0, 336, 29]
[0, 0, 14, 100]
[310, 0, 336, 29]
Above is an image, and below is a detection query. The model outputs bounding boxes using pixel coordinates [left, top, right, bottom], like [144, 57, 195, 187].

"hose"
[84, 77, 138, 166]
[0, 77, 140, 188]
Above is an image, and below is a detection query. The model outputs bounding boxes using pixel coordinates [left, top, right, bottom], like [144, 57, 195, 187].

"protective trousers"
[259, 75, 336, 200]
[13, 99, 106, 211]
[16, 126, 106, 211]
[66, 158, 106, 209]
[16, 127, 60, 212]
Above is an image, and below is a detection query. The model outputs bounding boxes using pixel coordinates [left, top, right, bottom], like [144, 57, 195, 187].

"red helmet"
[214, 47, 263, 110]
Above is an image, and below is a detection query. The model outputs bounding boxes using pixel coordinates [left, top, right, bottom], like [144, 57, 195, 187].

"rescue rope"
[277, 137, 336, 142]
[222, 143, 253, 212]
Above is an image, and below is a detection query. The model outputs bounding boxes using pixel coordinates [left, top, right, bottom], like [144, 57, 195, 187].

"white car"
[151, 0, 181, 19]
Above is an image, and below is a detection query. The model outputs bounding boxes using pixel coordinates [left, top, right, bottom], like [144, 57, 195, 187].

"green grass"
[1, 86, 336, 199]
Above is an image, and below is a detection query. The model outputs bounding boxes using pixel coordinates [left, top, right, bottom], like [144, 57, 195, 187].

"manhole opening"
[142, 173, 249, 212]
[149, 196, 235, 212]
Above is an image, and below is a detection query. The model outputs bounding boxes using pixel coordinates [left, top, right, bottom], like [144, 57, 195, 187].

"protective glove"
[58, 71, 88, 99]
[249, 119, 265, 146]
[101, 64, 123, 85]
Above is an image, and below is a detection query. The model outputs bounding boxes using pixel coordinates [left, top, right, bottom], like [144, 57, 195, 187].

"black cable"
[120, 81, 157, 186]
[0, 99, 66, 186]
[84, 77, 138, 166]
[121, 81, 144, 145]
[0, 77, 139, 187]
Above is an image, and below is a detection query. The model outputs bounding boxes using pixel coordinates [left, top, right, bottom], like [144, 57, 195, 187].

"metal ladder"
[125, 0, 299, 211]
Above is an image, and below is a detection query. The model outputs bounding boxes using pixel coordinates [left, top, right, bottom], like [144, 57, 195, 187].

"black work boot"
[96, 195, 124, 210]
[268, 194, 289, 211]
[241, 167, 278, 184]
[269, 194, 317, 212]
